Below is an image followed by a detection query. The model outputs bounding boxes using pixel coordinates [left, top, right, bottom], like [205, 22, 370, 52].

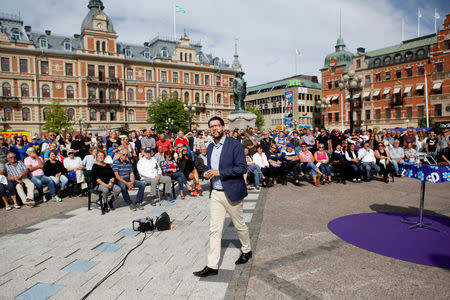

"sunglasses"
[319, 147, 324, 148]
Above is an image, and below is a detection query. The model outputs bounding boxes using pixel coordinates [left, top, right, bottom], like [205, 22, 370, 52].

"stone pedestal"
[227, 111, 257, 129]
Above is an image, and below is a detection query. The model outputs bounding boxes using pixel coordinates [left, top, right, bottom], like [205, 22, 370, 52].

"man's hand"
[155, 175, 161, 181]
[126, 181, 134, 189]
[204, 169, 219, 179]
[17, 178, 23, 184]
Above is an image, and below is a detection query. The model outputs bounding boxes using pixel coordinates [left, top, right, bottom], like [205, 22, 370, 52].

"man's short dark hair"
[208, 116, 224, 127]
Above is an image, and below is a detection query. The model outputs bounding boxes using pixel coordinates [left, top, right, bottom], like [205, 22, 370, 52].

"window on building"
[395, 107, 401, 119]
[217, 94, 221, 104]
[195, 92, 200, 103]
[184, 73, 189, 84]
[406, 106, 412, 118]
[385, 71, 391, 80]
[386, 108, 391, 119]
[365, 110, 371, 120]
[125, 48, 132, 57]
[333, 80, 338, 88]
[172, 91, 178, 99]
[110, 109, 116, 121]
[66, 86, 74, 99]
[418, 65, 424, 75]
[375, 109, 380, 119]
[184, 53, 187, 62]
[88, 64, 95, 77]
[205, 75, 210, 86]
[179, 52, 183, 61]
[2, 82, 11, 96]
[127, 68, 133, 80]
[444, 40, 450, 50]
[161, 71, 167, 82]
[328, 113, 332, 123]
[64, 40, 71, 51]
[100, 109, 106, 121]
[385, 92, 390, 100]
[383, 56, 391, 64]
[173, 72, 178, 83]
[327, 81, 332, 89]
[161, 90, 168, 97]
[11, 28, 19, 40]
[127, 88, 134, 101]
[109, 66, 115, 79]
[356, 59, 361, 68]
[144, 49, 150, 59]
[376, 73, 380, 82]
[40, 38, 47, 49]
[109, 88, 115, 100]
[435, 62, 443, 73]
[102, 42, 106, 52]
[128, 109, 134, 121]
[406, 68, 412, 77]
[405, 52, 413, 61]
[42, 84, 50, 97]
[42, 108, 50, 121]
[184, 92, 189, 102]
[161, 47, 168, 58]
[194, 74, 199, 85]
[418, 88, 424, 96]
[89, 87, 96, 99]
[418, 105, 424, 117]
[146, 89, 153, 102]
[21, 83, 29, 97]
[229, 77, 233, 86]
[4, 108, 12, 121]
[334, 112, 339, 122]
[90, 109, 96, 121]
[394, 54, 402, 63]
[396, 69, 401, 79]
[96, 41, 100, 52]
[41, 61, 49, 75]
[19, 59, 27, 73]
[22, 107, 30, 121]
[146, 70, 152, 81]
[65, 63, 73, 76]
[434, 104, 442, 117]
[374, 58, 381, 66]
[99, 88, 105, 101]
[216, 75, 221, 86]
[365, 75, 371, 84]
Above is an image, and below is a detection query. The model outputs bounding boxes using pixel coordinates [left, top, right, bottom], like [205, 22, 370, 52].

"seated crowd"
[0, 125, 448, 212]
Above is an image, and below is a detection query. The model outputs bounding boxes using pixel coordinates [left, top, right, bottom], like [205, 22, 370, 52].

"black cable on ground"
[81, 231, 151, 300]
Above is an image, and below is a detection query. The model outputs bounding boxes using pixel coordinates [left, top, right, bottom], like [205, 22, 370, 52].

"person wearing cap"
[27, 136, 42, 156]
[281, 142, 302, 185]
[137, 147, 173, 204]
[149, 128, 159, 142]
[194, 131, 207, 155]
[24, 147, 56, 202]
[64, 149, 87, 195]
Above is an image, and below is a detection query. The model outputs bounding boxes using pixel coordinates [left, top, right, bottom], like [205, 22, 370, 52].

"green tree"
[147, 95, 189, 133]
[42, 101, 75, 134]
[245, 103, 265, 129]
[418, 117, 441, 133]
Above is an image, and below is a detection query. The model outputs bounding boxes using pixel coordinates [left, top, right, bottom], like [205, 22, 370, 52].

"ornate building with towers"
[0, 0, 239, 135]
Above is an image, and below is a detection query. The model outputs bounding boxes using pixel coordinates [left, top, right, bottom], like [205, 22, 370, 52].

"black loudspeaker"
[132, 217, 154, 232]
[154, 212, 171, 231]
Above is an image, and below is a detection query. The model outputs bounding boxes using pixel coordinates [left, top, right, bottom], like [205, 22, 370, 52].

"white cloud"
[7, 0, 438, 86]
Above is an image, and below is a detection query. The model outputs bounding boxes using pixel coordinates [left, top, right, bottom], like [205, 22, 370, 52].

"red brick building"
[321, 13, 450, 131]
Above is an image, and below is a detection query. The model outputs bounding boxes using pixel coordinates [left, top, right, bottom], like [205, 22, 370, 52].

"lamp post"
[406, 119, 410, 129]
[316, 98, 331, 128]
[166, 117, 173, 131]
[339, 70, 364, 134]
[185, 104, 193, 131]
[78, 118, 83, 134]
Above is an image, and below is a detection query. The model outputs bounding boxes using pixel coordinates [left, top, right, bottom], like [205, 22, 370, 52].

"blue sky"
[1, 0, 448, 85]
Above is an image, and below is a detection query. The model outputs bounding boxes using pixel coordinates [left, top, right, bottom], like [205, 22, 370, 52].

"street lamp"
[185, 104, 193, 131]
[316, 99, 331, 128]
[339, 70, 364, 134]
[406, 119, 410, 129]
[166, 117, 173, 131]
[78, 118, 83, 134]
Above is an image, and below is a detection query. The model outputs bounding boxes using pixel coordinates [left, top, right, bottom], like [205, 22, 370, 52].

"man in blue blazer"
[193, 116, 252, 277]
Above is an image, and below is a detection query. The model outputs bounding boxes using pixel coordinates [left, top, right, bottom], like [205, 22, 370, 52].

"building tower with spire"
[232, 39, 242, 71]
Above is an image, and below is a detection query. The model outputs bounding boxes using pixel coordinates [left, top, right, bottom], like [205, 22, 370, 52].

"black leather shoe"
[108, 199, 115, 211]
[193, 266, 218, 277]
[235, 251, 252, 264]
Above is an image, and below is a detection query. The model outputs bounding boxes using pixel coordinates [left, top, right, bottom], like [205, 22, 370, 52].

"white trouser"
[15, 178, 35, 202]
[207, 190, 251, 269]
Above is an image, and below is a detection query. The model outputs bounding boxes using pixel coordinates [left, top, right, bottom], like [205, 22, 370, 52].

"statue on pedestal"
[233, 71, 246, 112]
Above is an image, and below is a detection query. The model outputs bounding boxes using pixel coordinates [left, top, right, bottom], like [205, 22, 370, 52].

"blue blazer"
[207, 136, 248, 202]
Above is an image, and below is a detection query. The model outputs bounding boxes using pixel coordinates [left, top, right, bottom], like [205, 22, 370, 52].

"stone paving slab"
[0, 184, 260, 299]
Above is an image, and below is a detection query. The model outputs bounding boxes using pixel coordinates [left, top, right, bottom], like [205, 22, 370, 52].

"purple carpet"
[328, 213, 450, 269]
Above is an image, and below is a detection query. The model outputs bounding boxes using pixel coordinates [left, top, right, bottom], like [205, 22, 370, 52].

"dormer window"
[144, 49, 150, 59]
[161, 47, 168, 58]
[11, 28, 20, 40]
[40, 38, 48, 49]
[125, 48, 132, 58]
[64, 39, 71, 51]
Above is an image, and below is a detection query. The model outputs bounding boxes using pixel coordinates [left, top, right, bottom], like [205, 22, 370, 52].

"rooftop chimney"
[24, 25, 31, 32]
[45, 30, 51, 36]
[357, 47, 365, 53]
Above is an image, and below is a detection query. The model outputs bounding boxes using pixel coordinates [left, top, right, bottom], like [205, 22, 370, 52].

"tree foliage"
[418, 117, 441, 133]
[42, 101, 75, 134]
[245, 103, 265, 130]
[147, 95, 189, 133]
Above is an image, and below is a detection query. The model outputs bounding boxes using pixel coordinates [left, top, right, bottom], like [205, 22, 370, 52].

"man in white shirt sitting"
[137, 147, 172, 205]
[358, 141, 380, 181]
[388, 140, 404, 176]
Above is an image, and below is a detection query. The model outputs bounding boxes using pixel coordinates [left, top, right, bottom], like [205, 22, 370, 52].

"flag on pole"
[418, 8, 422, 18]
[175, 5, 186, 14]
[435, 9, 440, 19]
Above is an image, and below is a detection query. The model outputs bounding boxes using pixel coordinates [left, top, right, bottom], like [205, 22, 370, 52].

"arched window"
[100, 109, 106, 121]
[161, 90, 168, 97]
[109, 88, 115, 100]
[405, 51, 413, 61]
[99, 88, 106, 101]
[217, 111, 222, 118]
[416, 49, 425, 58]
[205, 93, 210, 103]
[146, 89, 153, 101]
[66, 86, 74, 99]
[189, 54, 192, 62]
[2, 83, 11, 96]
[102, 41, 106, 52]
[96, 41, 100, 52]
[216, 94, 221, 104]
[42, 84, 50, 97]
[128, 109, 134, 121]
[125, 48, 132, 57]
[22, 107, 30, 121]
[89, 87, 96, 99]
[383, 56, 391, 65]
[90, 109, 96, 121]
[4, 108, 12, 121]
[127, 88, 134, 101]
[184, 92, 189, 102]
[180, 52, 183, 61]
[161, 47, 168, 58]
[184, 53, 187, 61]
[39, 38, 47, 49]
[110, 109, 116, 121]
[230, 95, 234, 104]
[172, 91, 178, 99]
[195, 92, 200, 103]
[67, 108, 75, 121]
[64, 39, 71, 51]
[21, 83, 29, 97]
[394, 54, 402, 63]
[373, 58, 381, 67]
[206, 111, 210, 120]
[43, 108, 51, 121]
[144, 49, 150, 59]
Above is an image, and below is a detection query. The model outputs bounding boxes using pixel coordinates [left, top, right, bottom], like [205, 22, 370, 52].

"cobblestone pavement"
[0, 181, 260, 299]
[243, 178, 450, 299]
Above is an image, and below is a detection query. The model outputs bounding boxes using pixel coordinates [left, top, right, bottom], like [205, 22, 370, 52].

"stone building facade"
[321, 13, 450, 130]
[0, 0, 237, 135]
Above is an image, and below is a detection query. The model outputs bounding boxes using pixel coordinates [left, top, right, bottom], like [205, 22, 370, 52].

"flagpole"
[417, 8, 420, 37]
[402, 18, 404, 41]
[425, 72, 429, 127]
[173, 3, 176, 40]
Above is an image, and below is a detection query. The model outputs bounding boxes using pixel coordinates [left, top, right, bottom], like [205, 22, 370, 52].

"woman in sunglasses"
[161, 150, 195, 199]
